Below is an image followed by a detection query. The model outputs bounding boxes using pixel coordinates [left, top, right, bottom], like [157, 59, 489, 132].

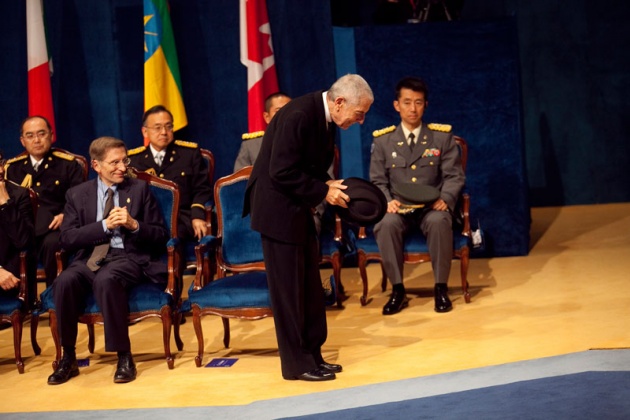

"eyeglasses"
[144, 124, 174, 133]
[22, 130, 50, 140]
[101, 158, 131, 167]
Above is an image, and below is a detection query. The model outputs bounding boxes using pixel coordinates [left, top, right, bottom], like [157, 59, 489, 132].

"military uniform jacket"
[128, 141, 212, 222]
[234, 137, 262, 172]
[0, 181, 34, 276]
[5, 150, 84, 237]
[370, 124, 465, 210]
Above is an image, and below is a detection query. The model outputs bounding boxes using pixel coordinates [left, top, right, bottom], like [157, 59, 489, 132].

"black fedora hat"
[336, 177, 387, 226]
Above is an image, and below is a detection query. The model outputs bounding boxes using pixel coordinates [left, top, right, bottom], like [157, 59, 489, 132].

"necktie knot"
[155, 153, 163, 166]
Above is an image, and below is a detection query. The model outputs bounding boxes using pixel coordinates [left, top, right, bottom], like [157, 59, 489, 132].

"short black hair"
[264, 92, 291, 113]
[142, 105, 174, 126]
[20, 115, 52, 134]
[395, 77, 428, 101]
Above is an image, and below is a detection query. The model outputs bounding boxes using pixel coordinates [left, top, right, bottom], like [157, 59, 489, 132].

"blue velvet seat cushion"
[182, 271, 270, 312]
[38, 282, 173, 315]
[356, 226, 470, 254]
[0, 293, 23, 315]
[320, 228, 341, 257]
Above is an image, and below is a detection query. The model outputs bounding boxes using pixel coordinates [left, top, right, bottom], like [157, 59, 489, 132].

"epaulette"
[52, 150, 76, 161]
[427, 123, 452, 133]
[372, 125, 396, 138]
[175, 140, 198, 148]
[242, 130, 265, 141]
[4, 154, 28, 165]
[127, 146, 146, 156]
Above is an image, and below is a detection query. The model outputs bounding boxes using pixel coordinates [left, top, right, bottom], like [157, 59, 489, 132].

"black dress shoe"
[383, 289, 409, 315]
[48, 355, 79, 385]
[289, 368, 336, 381]
[114, 353, 137, 383]
[319, 362, 342, 373]
[434, 284, 452, 313]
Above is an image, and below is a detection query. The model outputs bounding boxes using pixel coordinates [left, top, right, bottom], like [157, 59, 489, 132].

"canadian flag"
[240, 0, 279, 132]
[26, 0, 56, 138]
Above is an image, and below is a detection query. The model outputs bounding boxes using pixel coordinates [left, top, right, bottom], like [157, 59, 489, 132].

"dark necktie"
[408, 133, 416, 152]
[86, 188, 114, 271]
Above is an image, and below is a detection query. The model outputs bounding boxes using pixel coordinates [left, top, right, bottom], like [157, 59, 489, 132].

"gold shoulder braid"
[52, 150, 76, 161]
[174, 140, 198, 148]
[242, 131, 265, 140]
[128, 146, 146, 156]
[372, 125, 396, 138]
[5, 154, 28, 166]
[427, 123, 452, 133]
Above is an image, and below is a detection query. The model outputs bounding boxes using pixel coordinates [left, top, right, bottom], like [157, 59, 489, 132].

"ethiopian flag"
[144, 0, 187, 132]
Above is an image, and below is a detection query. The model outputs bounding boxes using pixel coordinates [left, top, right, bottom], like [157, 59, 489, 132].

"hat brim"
[336, 177, 387, 226]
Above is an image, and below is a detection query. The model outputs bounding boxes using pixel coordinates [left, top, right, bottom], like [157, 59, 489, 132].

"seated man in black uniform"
[5, 116, 84, 287]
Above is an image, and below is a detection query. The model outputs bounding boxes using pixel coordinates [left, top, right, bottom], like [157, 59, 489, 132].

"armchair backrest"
[214, 166, 264, 273]
[128, 168, 180, 239]
[454, 136, 467, 173]
[13, 147, 89, 181]
[200, 148, 215, 188]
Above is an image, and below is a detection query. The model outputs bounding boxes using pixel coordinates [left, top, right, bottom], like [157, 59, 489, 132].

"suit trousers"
[37, 230, 61, 287]
[53, 249, 145, 353]
[374, 209, 454, 286]
[261, 232, 328, 379]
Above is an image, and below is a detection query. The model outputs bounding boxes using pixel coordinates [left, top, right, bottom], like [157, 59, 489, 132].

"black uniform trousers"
[261, 228, 328, 379]
[53, 249, 145, 353]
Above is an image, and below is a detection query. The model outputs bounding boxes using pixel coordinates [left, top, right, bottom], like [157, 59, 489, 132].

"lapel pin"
[127, 198, 131, 204]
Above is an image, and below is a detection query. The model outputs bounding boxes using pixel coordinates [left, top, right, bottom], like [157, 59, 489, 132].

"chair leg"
[192, 307, 205, 367]
[222, 318, 230, 348]
[87, 324, 95, 354]
[49, 311, 61, 370]
[358, 252, 371, 306]
[12, 312, 24, 374]
[332, 253, 344, 308]
[460, 247, 471, 303]
[30, 314, 41, 356]
[160, 307, 174, 369]
[173, 312, 184, 351]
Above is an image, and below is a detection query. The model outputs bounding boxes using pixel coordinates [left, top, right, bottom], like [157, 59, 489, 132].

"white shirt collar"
[148, 144, 165, 159]
[322, 91, 332, 125]
[401, 123, 422, 143]
[29, 155, 44, 168]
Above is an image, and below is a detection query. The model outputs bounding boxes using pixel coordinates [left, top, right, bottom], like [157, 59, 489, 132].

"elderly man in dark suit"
[370, 77, 465, 315]
[244, 74, 374, 381]
[48, 137, 168, 385]
[0, 151, 35, 296]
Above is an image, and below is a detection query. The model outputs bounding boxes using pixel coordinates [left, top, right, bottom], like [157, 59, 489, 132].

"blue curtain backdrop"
[2, 0, 628, 257]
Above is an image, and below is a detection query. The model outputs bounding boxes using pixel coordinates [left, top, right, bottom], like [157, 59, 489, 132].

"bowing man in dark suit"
[48, 137, 168, 385]
[243, 74, 374, 381]
[0, 151, 35, 295]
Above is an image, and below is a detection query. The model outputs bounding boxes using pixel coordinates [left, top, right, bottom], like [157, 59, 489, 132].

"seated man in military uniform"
[370, 77, 465, 315]
[5, 116, 84, 287]
[129, 105, 212, 242]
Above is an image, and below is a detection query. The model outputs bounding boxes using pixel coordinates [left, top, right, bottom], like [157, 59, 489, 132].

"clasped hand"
[325, 179, 349, 208]
[104, 206, 138, 231]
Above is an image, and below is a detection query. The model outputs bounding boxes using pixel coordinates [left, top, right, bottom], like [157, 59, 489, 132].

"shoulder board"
[242, 130, 265, 141]
[5, 155, 28, 165]
[427, 123, 452, 133]
[127, 146, 146, 156]
[52, 150, 76, 161]
[174, 140, 198, 148]
[372, 125, 396, 138]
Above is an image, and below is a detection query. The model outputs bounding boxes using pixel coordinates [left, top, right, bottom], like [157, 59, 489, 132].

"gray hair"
[89, 136, 126, 161]
[328, 74, 374, 105]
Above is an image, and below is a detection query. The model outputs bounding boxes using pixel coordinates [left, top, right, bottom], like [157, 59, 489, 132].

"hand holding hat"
[335, 177, 387, 226]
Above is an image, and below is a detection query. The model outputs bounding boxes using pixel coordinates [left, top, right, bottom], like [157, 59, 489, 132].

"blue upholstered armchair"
[33, 168, 184, 370]
[0, 187, 41, 373]
[354, 136, 472, 306]
[180, 166, 272, 368]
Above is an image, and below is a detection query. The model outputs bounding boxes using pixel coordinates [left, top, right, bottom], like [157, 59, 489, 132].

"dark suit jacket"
[59, 177, 169, 283]
[0, 182, 34, 276]
[243, 91, 334, 244]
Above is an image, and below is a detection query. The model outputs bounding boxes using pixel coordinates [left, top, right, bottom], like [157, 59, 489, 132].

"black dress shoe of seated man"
[47, 355, 79, 385]
[289, 368, 336, 381]
[382, 287, 409, 315]
[434, 283, 452, 313]
[114, 352, 137, 383]
[320, 362, 343, 373]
